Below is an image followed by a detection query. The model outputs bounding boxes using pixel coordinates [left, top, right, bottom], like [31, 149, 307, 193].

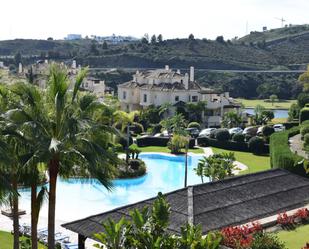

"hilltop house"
[118, 66, 241, 127]
[24, 60, 112, 97]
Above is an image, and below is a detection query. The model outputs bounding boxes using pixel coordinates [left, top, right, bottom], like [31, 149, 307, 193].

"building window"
[143, 94, 147, 103]
[123, 91, 127, 100]
[192, 96, 198, 102]
[175, 96, 179, 102]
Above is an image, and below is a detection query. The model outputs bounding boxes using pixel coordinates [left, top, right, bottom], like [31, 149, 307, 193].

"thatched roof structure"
[62, 169, 309, 242]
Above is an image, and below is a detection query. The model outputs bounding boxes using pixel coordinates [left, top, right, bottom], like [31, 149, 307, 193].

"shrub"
[270, 127, 306, 176]
[221, 222, 262, 248]
[128, 144, 141, 159]
[187, 122, 200, 129]
[294, 208, 309, 221]
[305, 134, 309, 146]
[167, 134, 188, 154]
[118, 159, 146, 178]
[232, 133, 245, 143]
[130, 123, 144, 135]
[262, 126, 275, 137]
[214, 129, 230, 141]
[118, 136, 133, 149]
[248, 137, 265, 154]
[277, 212, 295, 229]
[251, 233, 286, 249]
[113, 143, 123, 153]
[300, 107, 309, 123]
[301, 125, 309, 139]
[197, 137, 250, 152]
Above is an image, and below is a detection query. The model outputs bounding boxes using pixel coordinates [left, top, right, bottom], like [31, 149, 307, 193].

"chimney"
[184, 73, 189, 90]
[189, 66, 194, 82]
[72, 60, 77, 69]
[165, 65, 169, 71]
[176, 69, 180, 74]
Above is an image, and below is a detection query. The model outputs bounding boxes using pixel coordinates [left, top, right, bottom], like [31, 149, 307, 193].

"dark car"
[185, 128, 200, 138]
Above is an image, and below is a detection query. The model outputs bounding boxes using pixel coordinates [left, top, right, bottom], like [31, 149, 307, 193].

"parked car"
[257, 126, 264, 136]
[154, 130, 170, 137]
[199, 128, 217, 137]
[229, 127, 243, 135]
[242, 126, 258, 136]
[273, 124, 285, 132]
[185, 128, 200, 138]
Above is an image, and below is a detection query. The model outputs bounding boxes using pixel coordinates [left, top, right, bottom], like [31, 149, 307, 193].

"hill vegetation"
[1, 24, 309, 70]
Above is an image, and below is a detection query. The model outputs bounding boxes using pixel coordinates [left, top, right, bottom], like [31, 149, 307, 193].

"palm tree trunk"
[12, 178, 19, 249]
[31, 183, 38, 249]
[48, 156, 59, 249]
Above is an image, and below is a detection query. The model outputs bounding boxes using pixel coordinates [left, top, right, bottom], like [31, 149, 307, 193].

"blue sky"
[1, 0, 308, 40]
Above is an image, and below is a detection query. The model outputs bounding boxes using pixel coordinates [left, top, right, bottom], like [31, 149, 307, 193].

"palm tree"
[222, 111, 242, 128]
[194, 161, 204, 183]
[7, 64, 119, 248]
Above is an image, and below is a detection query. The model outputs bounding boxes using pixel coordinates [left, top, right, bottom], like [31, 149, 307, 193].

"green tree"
[195, 153, 236, 182]
[222, 111, 242, 128]
[188, 34, 195, 40]
[94, 193, 222, 249]
[151, 35, 157, 44]
[269, 94, 278, 106]
[157, 34, 163, 43]
[298, 65, 309, 92]
[102, 41, 108, 49]
[7, 64, 119, 248]
[14, 52, 22, 66]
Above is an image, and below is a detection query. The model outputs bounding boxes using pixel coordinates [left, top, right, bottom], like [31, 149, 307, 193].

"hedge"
[300, 107, 309, 123]
[197, 137, 250, 152]
[136, 136, 195, 148]
[269, 126, 307, 177]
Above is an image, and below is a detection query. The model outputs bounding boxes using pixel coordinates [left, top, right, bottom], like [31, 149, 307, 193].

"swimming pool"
[18, 153, 205, 221]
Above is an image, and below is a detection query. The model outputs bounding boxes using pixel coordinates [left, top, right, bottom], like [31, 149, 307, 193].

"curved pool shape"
[18, 153, 205, 222]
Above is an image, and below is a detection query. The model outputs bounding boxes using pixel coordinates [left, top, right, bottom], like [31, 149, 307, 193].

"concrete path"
[289, 134, 308, 159]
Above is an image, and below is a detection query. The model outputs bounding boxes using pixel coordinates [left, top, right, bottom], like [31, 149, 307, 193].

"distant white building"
[118, 66, 241, 127]
[65, 34, 82, 40]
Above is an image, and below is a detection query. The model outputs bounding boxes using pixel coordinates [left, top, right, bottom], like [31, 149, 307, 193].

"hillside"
[0, 25, 308, 70]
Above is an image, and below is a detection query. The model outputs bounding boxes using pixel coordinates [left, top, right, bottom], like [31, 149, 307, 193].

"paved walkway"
[289, 134, 308, 159]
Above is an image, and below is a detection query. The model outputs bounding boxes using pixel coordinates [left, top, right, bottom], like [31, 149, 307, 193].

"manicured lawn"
[276, 224, 309, 249]
[211, 147, 271, 174]
[0, 231, 47, 249]
[137, 146, 204, 154]
[236, 98, 296, 109]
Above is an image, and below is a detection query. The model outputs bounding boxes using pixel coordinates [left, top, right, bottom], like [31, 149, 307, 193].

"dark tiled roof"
[62, 169, 309, 239]
[118, 80, 202, 91]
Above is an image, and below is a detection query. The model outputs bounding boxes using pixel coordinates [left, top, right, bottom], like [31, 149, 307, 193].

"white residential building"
[118, 66, 241, 127]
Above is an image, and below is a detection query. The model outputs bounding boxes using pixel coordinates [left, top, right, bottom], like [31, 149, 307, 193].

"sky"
[0, 0, 308, 41]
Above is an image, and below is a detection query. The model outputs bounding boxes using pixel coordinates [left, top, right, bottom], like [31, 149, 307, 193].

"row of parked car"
[198, 124, 285, 138]
[151, 124, 285, 139]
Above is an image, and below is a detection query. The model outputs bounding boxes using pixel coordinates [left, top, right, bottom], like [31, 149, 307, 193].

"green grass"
[236, 98, 296, 109]
[0, 231, 46, 249]
[137, 146, 204, 154]
[276, 224, 309, 249]
[211, 147, 271, 174]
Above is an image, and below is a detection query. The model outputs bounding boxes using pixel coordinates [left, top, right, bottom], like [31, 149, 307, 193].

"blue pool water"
[18, 153, 204, 221]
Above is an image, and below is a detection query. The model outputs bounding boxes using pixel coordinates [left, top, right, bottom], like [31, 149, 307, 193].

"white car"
[199, 128, 216, 137]
[273, 124, 285, 132]
[229, 127, 243, 135]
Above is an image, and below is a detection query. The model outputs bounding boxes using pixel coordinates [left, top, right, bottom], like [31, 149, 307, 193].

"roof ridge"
[188, 186, 194, 225]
